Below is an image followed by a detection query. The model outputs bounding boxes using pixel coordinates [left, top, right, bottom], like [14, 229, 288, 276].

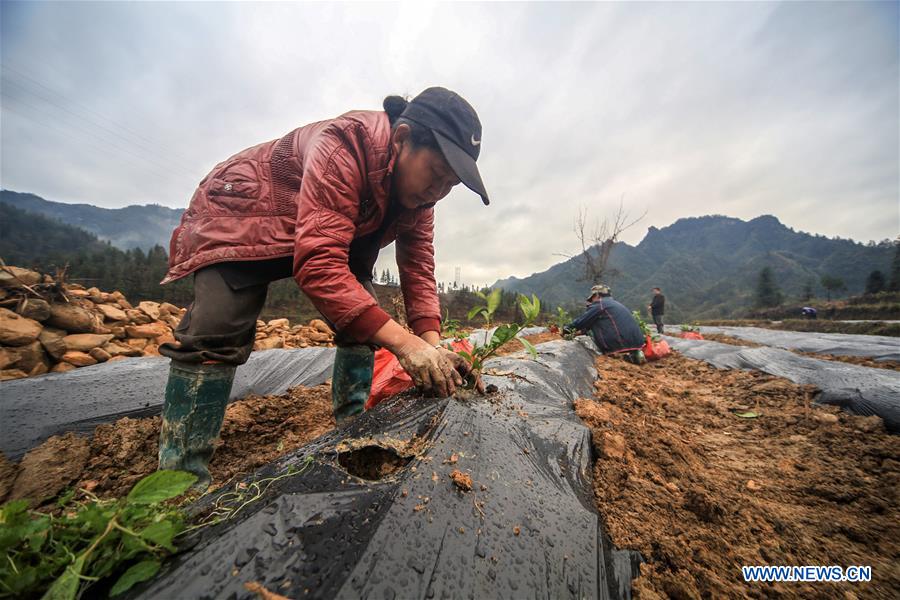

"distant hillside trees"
[865, 270, 886, 295]
[755, 267, 783, 308]
[820, 275, 847, 301]
[891, 243, 900, 292]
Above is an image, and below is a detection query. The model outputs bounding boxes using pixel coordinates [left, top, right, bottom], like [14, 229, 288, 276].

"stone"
[0, 266, 41, 288]
[61, 351, 97, 367]
[46, 303, 95, 333]
[309, 319, 333, 335]
[162, 314, 181, 329]
[155, 332, 176, 346]
[14, 298, 51, 322]
[0, 369, 28, 381]
[306, 331, 332, 343]
[125, 323, 170, 339]
[254, 336, 284, 351]
[63, 333, 114, 352]
[0, 307, 43, 346]
[0, 453, 17, 503]
[815, 413, 840, 425]
[0, 347, 22, 369]
[267, 318, 290, 329]
[50, 362, 77, 373]
[28, 362, 49, 377]
[125, 309, 152, 325]
[117, 298, 134, 310]
[102, 341, 142, 357]
[14, 341, 50, 373]
[138, 301, 161, 320]
[746, 479, 761, 491]
[110, 326, 127, 339]
[159, 302, 180, 316]
[125, 338, 149, 350]
[66, 289, 91, 298]
[143, 343, 160, 356]
[89, 347, 112, 363]
[96, 303, 129, 322]
[38, 327, 68, 360]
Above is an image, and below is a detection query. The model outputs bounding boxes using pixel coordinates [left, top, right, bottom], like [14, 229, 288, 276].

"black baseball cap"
[400, 87, 490, 205]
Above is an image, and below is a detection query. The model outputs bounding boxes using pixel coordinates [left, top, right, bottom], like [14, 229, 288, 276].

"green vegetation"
[0, 471, 196, 599]
[820, 274, 846, 300]
[458, 294, 541, 376]
[866, 270, 886, 295]
[755, 267, 783, 308]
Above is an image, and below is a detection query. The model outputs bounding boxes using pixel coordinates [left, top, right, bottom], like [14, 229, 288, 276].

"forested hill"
[0, 190, 183, 251]
[494, 215, 896, 321]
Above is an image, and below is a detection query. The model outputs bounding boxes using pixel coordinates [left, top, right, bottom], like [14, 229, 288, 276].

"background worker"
[564, 284, 646, 364]
[648, 287, 665, 334]
[157, 87, 488, 489]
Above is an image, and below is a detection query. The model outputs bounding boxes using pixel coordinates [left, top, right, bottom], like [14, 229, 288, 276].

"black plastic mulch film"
[666, 335, 900, 432]
[128, 339, 640, 600]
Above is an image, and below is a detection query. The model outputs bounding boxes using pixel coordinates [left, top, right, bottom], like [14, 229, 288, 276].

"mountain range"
[1, 190, 894, 321]
[494, 215, 895, 321]
[0, 190, 183, 251]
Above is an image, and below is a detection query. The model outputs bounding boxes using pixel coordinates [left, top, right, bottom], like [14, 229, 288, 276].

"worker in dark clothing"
[564, 284, 646, 364]
[648, 287, 665, 334]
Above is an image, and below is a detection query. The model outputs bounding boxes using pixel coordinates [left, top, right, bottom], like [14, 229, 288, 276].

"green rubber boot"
[158, 361, 236, 492]
[331, 345, 375, 424]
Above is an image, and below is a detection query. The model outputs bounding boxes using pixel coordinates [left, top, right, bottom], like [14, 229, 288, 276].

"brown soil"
[1, 385, 334, 504]
[576, 353, 899, 599]
[702, 332, 900, 371]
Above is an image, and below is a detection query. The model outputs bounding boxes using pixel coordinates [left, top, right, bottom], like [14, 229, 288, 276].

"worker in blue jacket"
[564, 284, 646, 364]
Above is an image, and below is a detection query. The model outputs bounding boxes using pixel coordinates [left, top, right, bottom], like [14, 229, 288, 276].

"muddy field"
[577, 353, 899, 599]
[700, 332, 900, 371]
[2, 342, 898, 599]
[0, 385, 335, 504]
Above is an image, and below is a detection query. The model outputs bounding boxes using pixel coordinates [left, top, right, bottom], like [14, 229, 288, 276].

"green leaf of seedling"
[475, 291, 487, 301]
[467, 305, 485, 321]
[519, 337, 538, 359]
[486, 288, 502, 316]
[126, 471, 197, 505]
[139, 520, 178, 552]
[734, 411, 759, 419]
[41, 554, 85, 600]
[109, 560, 161, 596]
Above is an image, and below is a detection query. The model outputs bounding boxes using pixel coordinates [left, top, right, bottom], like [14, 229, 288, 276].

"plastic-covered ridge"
[665, 336, 900, 432]
[694, 326, 900, 362]
[131, 339, 640, 600]
[0, 347, 336, 459]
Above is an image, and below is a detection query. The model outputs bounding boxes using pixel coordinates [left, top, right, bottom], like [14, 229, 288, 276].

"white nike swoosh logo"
[471, 135, 481, 146]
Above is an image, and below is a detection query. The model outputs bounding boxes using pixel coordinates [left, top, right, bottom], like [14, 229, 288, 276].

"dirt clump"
[576, 352, 899, 599]
[0, 385, 334, 503]
[450, 469, 472, 491]
[493, 330, 561, 356]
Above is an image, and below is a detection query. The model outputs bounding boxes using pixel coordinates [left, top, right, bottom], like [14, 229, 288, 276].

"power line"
[1, 63, 197, 167]
[1, 80, 199, 180]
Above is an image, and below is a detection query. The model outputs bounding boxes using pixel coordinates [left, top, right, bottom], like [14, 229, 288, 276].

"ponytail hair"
[383, 94, 440, 151]
[383, 95, 409, 125]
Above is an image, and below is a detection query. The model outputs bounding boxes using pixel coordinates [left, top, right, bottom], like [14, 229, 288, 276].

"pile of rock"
[0, 266, 186, 381]
[0, 266, 337, 382]
[253, 317, 334, 351]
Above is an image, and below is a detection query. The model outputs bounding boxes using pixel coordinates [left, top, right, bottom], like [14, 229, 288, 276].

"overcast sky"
[1, 1, 897, 286]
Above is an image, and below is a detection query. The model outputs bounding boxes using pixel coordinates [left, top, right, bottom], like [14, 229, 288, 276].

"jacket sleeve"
[293, 125, 392, 342]
[395, 208, 441, 336]
[568, 304, 601, 333]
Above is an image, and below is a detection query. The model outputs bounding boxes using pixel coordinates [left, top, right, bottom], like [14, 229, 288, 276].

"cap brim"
[433, 130, 489, 205]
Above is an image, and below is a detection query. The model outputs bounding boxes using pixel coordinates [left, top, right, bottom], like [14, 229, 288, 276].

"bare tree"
[564, 199, 646, 283]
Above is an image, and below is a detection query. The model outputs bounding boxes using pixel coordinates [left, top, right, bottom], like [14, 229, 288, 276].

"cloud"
[1, 1, 897, 287]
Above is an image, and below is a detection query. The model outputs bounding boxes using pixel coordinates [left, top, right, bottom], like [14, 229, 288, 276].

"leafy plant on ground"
[458, 294, 541, 380]
[467, 288, 502, 328]
[552, 307, 571, 331]
[0, 470, 196, 600]
[679, 324, 700, 332]
[441, 309, 464, 341]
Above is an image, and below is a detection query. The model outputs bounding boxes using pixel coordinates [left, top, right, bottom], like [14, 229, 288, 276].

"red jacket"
[162, 110, 441, 342]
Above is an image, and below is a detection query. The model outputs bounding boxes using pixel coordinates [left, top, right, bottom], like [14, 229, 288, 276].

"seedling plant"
[0, 470, 196, 599]
[458, 293, 541, 379]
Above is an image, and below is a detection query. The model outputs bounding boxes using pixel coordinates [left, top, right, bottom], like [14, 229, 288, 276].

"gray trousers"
[652, 314, 664, 334]
[159, 265, 377, 365]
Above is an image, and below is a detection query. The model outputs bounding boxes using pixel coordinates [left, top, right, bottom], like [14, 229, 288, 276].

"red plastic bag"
[366, 339, 475, 410]
[681, 332, 704, 340]
[643, 336, 671, 361]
